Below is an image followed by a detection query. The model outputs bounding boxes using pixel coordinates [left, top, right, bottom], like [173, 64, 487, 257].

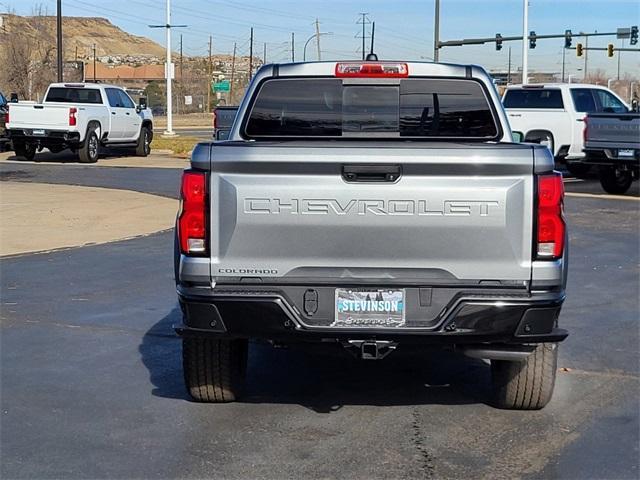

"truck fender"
[141, 119, 153, 138]
[524, 130, 555, 157]
[85, 121, 102, 144]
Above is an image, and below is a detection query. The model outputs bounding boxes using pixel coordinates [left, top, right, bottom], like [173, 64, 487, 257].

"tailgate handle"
[342, 164, 401, 183]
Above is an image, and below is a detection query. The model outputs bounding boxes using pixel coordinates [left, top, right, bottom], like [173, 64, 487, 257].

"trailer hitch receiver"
[342, 340, 398, 360]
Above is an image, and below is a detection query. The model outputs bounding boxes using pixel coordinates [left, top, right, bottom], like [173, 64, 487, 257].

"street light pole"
[303, 32, 332, 61]
[149, 0, 186, 136]
[56, 0, 63, 82]
[433, 0, 440, 62]
[522, 0, 528, 84]
[164, 0, 173, 135]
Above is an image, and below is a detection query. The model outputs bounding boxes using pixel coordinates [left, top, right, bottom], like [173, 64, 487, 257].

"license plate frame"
[618, 149, 635, 158]
[32, 129, 45, 136]
[333, 289, 406, 328]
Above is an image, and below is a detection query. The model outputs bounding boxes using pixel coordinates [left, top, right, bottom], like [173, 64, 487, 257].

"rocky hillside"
[0, 14, 165, 60]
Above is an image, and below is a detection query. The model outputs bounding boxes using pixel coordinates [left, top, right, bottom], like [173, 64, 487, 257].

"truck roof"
[259, 60, 489, 79]
[46, 82, 126, 90]
[505, 83, 607, 90]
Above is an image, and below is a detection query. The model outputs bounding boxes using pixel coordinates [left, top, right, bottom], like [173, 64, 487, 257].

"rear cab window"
[503, 89, 564, 109]
[45, 87, 103, 104]
[570, 89, 597, 113]
[244, 77, 500, 140]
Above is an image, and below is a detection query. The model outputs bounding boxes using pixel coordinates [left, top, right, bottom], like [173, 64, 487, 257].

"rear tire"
[491, 343, 558, 410]
[135, 126, 151, 157]
[599, 166, 633, 194]
[78, 127, 99, 163]
[183, 337, 248, 402]
[13, 142, 36, 161]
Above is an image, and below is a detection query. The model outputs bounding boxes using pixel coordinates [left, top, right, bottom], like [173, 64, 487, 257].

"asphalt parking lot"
[1, 151, 638, 479]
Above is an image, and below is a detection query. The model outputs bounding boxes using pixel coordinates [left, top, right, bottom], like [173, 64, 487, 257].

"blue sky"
[4, 0, 639, 76]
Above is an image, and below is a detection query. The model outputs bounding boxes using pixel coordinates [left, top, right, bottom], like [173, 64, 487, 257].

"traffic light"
[496, 33, 503, 51]
[564, 30, 572, 49]
[576, 43, 584, 57]
[607, 44, 615, 57]
[631, 25, 638, 45]
[529, 30, 536, 49]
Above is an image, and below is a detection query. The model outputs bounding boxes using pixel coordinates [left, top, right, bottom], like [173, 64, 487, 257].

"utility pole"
[180, 34, 183, 81]
[208, 35, 212, 112]
[249, 27, 254, 78]
[230, 42, 236, 102]
[357, 13, 370, 60]
[315, 18, 322, 60]
[507, 46, 512, 84]
[522, 0, 528, 84]
[617, 38, 623, 80]
[291, 32, 295, 61]
[433, 0, 440, 62]
[584, 34, 589, 79]
[56, 0, 63, 82]
[263, 42, 267, 64]
[93, 43, 96, 82]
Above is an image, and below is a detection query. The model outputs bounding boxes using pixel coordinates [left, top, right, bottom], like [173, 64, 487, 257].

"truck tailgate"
[208, 143, 535, 284]
[586, 113, 640, 148]
[8, 103, 74, 129]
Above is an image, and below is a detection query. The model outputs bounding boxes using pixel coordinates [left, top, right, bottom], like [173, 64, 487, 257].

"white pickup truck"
[6, 83, 153, 163]
[503, 83, 629, 175]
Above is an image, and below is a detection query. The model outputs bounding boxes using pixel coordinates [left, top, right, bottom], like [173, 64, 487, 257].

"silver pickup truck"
[174, 61, 569, 409]
[582, 112, 640, 194]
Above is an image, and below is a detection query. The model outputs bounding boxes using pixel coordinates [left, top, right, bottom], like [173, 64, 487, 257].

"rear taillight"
[213, 109, 218, 129]
[5, 105, 9, 124]
[335, 62, 409, 78]
[178, 170, 207, 255]
[69, 107, 77, 126]
[536, 172, 565, 259]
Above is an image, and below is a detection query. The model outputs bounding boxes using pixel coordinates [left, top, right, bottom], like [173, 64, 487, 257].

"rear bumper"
[583, 147, 640, 167]
[7, 129, 81, 145]
[175, 285, 567, 345]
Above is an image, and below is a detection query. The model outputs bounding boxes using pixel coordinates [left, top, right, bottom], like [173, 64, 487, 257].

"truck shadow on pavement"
[4, 149, 134, 163]
[140, 308, 491, 411]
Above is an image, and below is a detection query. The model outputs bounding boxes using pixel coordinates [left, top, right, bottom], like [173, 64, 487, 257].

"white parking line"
[565, 192, 640, 201]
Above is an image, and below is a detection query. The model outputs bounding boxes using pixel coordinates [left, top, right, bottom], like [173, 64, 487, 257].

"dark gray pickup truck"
[583, 112, 640, 194]
[174, 60, 569, 409]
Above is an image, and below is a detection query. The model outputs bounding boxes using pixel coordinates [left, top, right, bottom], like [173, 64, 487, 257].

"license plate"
[32, 129, 45, 136]
[334, 289, 405, 328]
[618, 149, 635, 158]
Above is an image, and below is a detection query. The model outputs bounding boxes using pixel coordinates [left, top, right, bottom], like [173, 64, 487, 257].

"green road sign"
[213, 80, 230, 92]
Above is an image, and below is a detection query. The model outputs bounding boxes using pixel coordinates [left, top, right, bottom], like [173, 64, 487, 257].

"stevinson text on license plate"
[333, 289, 405, 328]
[618, 149, 635, 158]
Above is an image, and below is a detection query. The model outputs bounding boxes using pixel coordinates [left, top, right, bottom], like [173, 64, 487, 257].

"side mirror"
[138, 96, 147, 111]
[632, 99, 639, 113]
[10, 93, 18, 103]
[511, 131, 524, 143]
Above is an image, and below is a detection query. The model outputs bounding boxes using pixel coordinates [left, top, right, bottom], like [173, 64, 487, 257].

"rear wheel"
[13, 142, 36, 161]
[78, 127, 99, 163]
[599, 166, 633, 194]
[135, 125, 151, 157]
[491, 343, 558, 410]
[183, 337, 248, 402]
